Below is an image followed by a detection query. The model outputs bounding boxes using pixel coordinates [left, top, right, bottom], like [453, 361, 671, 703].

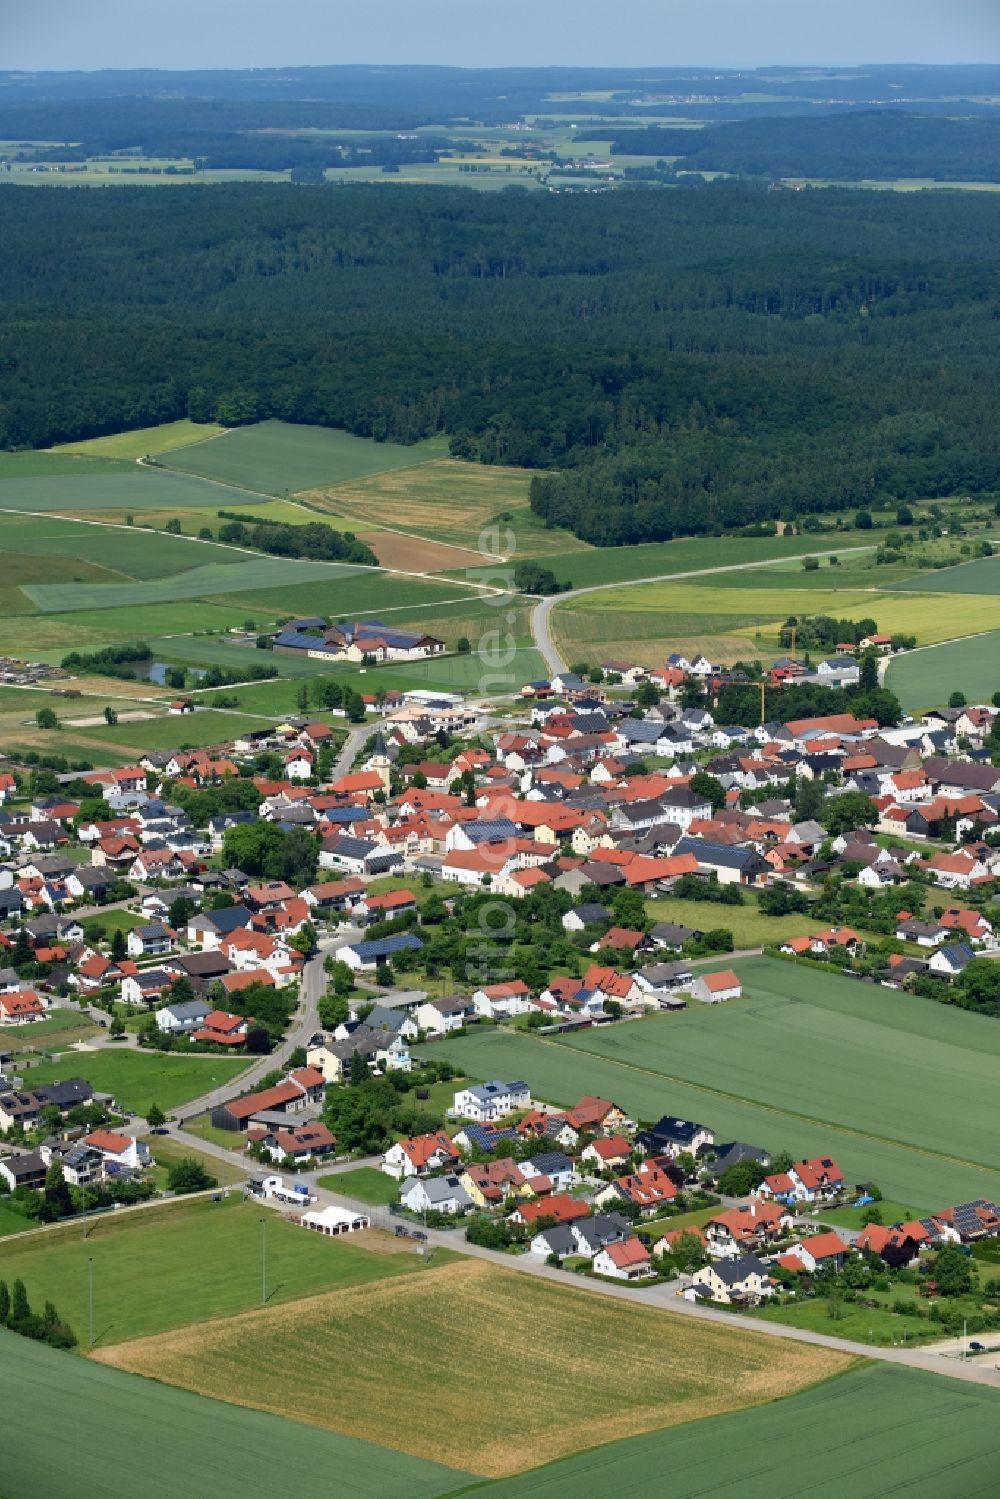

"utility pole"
[963, 1318, 967, 1360]
[260, 1217, 267, 1306]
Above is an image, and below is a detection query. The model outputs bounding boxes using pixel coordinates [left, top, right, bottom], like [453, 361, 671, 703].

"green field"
[161, 420, 436, 495]
[19, 1050, 248, 1114]
[52, 420, 226, 460]
[0, 1009, 100, 1050]
[0, 1202, 35, 1239]
[0, 467, 265, 512]
[434, 956, 1000, 1209]
[515, 533, 877, 590]
[0, 1194, 438, 1347]
[478, 1363, 1000, 1499]
[643, 896, 847, 950]
[0, 511, 248, 580]
[319, 1167, 401, 1205]
[890, 556, 1000, 594]
[888, 633, 1000, 712]
[23, 555, 374, 613]
[0, 1329, 465, 1499]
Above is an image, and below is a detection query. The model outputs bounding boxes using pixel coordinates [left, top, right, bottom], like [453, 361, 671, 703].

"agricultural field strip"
[888, 631, 1000, 712]
[552, 990, 1000, 1177]
[475, 1363, 1000, 1499]
[95, 1259, 847, 1479]
[0, 1329, 464, 1499]
[2, 507, 505, 612]
[434, 1029, 998, 1209]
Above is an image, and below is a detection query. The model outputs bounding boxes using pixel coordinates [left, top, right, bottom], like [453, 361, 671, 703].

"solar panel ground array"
[434, 956, 1000, 1210]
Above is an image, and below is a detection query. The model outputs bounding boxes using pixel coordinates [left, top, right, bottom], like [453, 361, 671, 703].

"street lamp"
[88, 1256, 94, 1349]
[260, 1217, 267, 1306]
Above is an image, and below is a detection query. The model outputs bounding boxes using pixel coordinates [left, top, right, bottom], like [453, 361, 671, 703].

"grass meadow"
[435, 956, 1000, 1210]
[161, 419, 436, 495]
[0, 1195, 438, 1348]
[319, 1167, 401, 1205]
[0, 1329, 465, 1499]
[52, 420, 225, 460]
[19, 1049, 249, 1115]
[98, 1258, 848, 1477]
[479, 1362, 1000, 1499]
[887, 633, 1000, 711]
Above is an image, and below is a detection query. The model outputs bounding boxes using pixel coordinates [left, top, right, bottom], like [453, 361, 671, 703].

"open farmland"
[479, 1363, 1000, 1499]
[96, 1258, 849, 1477]
[0, 1195, 444, 1347]
[552, 576, 1000, 665]
[434, 956, 1000, 1210]
[0, 466, 266, 512]
[19, 1049, 249, 1115]
[302, 458, 541, 551]
[0, 1331, 465, 1499]
[52, 419, 225, 460]
[519, 533, 879, 590]
[160, 419, 437, 494]
[888, 555, 1000, 594]
[888, 633, 1000, 711]
[22, 554, 374, 613]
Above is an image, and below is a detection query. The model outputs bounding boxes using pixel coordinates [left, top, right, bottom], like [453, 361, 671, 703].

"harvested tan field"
[358, 530, 480, 572]
[299, 459, 533, 549]
[95, 1259, 852, 1478]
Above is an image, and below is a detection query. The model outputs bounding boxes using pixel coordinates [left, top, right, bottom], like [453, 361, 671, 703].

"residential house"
[399, 1174, 473, 1216]
[690, 969, 743, 1004]
[382, 1131, 460, 1181]
[593, 1237, 654, 1281]
[689, 1254, 773, 1305]
[452, 1080, 531, 1122]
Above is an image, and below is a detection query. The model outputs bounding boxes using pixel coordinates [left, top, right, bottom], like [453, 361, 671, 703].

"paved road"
[172, 949, 326, 1124]
[530, 544, 876, 678]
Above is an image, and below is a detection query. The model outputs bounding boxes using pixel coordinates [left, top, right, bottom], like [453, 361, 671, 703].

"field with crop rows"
[0, 1329, 464, 1499]
[479, 1363, 1000, 1499]
[889, 555, 1000, 594]
[888, 633, 1000, 711]
[98, 1258, 848, 1477]
[435, 956, 1000, 1210]
[160, 420, 436, 494]
[23, 555, 375, 613]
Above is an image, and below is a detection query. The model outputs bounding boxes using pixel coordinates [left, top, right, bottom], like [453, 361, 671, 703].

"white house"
[452, 1079, 531, 1121]
[399, 1174, 473, 1215]
[689, 1254, 773, 1305]
[471, 980, 532, 1019]
[593, 1237, 654, 1281]
[690, 969, 742, 1004]
[83, 1129, 151, 1171]
[414, 995, 475, 1035]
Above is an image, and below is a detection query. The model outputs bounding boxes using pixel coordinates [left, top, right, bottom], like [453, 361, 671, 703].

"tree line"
[4, 183, 1000, 545]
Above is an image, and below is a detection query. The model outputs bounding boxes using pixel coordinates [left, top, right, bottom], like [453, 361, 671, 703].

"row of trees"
[0, 1279, 75, 1349]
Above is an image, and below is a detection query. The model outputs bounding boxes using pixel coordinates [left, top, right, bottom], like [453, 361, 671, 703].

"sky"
[4, 0, 1000, 72]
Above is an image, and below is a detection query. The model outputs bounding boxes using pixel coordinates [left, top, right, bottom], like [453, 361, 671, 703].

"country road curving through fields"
[530, 544, 877, 677]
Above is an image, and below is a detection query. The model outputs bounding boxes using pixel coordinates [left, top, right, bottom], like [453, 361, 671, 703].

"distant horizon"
[5, 0, 1000, 73]
[3, 60, 998, 75]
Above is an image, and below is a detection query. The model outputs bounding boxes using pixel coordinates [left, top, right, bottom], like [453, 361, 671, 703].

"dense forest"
[600, 112, 1000, 182]
[3, 181, 1000, 544]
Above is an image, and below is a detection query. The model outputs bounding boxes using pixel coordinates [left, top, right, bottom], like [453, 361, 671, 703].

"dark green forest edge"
[5, 184, 1000, 546]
